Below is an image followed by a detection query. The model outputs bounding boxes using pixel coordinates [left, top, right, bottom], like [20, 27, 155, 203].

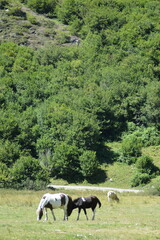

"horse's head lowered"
[36, 193, 74, 221]
[66, 195, 74, 217]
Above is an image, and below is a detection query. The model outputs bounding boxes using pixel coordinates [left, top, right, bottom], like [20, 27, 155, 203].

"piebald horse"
[36, 193, 73, 221]
[72, 196, 101, 220]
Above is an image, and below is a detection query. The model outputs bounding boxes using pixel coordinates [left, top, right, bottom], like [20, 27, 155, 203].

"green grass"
[0, 189, 160, 240]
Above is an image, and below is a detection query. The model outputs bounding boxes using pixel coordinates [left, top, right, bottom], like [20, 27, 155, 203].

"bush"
[58, 32, 70, 44]
[140, 127, 160, 147]
[10, 155, 49, 184]
[0, 0, 9, 9]
[11, 178, 49, 190]
[7, 3, 26, 18]
[131, 155, 159, 187]
[136, 155, 159, 175]
[145, 176, 160, 196]
[0, 140, 20, 167]
[120, 135, 142, 164]
[125, 123, 160, 147]
[131, 172, 151, 187]
[79, 150, 99, 178]
[0, 162, 10, 188]
[56, 0, 76, 24]
[27, 0, 57, 15]
[27, 13, 39, 25]
[52, 142, 80, 179]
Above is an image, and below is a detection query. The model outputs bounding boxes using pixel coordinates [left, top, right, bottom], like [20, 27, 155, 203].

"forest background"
[0, 0, 160, 191]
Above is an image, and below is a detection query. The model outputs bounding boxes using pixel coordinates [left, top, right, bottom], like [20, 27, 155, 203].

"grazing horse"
[107, 191, 119, 203]
[72, 196, 101, 220]
[36, 193, 73, 221]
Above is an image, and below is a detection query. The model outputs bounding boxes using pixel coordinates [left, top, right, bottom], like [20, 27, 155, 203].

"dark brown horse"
[71, 196, 101, 220]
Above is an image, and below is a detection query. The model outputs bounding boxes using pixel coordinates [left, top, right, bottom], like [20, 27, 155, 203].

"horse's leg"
[44, 208, 48, 221]
[77, 208, 81, 221]
[92, 208, 96, 220]
[83, 209, 88, 220]
[63, 208, 68, 221]
[51, 209, 56, 221]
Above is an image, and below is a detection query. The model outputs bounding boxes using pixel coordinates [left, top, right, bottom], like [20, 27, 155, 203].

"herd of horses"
[36, 191, 119, 221]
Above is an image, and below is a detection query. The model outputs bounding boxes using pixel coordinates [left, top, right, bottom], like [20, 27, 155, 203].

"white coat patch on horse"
[107, 191, 119, 203]
[36, 193, 73, 221]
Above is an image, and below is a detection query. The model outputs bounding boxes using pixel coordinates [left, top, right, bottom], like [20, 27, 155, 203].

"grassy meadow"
[0, 188, 160, 240]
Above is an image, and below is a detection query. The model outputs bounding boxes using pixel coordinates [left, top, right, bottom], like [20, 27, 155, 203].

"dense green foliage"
[131, 155, 159, 187]
[0, 0, 160, 188]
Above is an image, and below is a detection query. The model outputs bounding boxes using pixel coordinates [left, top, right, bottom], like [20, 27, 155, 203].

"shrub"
[56, 0, 76, 24]
[136, 155, 159, 175]
[14, 178, 49, 190]
[122, 135, 142, 157]
[79, 150, 99, 178]
[0, 0, 9, 9]
[11, 155, 49, 184]
[27, 0, 57, 15]
[125, 123, 160, 147]
[131, 155, 159, 187]
[0, 140, 20, 167]
[0, 162, 10, 188]
[7, 3, 26, 18]
[140, 127, 160, 147]
[131, 172, 151, 187]
[52, 142, 80, 179]
[146, 176, 160, 196]
[58, 32, 70, 44]
[120, 135, 142, 164]
[27, 13, 39, 25]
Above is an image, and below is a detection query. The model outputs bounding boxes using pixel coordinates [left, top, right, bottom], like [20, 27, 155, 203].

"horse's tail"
[97, 197, 102, 208]
[67, 195, 73, 217]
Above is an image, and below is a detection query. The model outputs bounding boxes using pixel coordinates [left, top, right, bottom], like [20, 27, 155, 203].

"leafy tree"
[0, 109, 20, 140]
[142, 82, 160, 128]
[68, 110, 101, 150]
[52, 142, 80, 180]
[17, 107, 38, 145]
[11, 155, 48, 183]
[0, 140, 20, 167]
[56, 0, 78, 24]
[79, 150, 99, 178]
[0, 162, 10, 187]
[0, 0, 160, 187]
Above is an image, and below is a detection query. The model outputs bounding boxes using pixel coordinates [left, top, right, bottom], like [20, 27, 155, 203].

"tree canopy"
[0, 0, 160, 188]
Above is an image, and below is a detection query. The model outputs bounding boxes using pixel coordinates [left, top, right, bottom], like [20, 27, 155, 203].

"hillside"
[0, 4, 79, 48]
[0, 0, 160, 192]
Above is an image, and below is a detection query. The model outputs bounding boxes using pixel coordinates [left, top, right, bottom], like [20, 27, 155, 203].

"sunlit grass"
[0, 189, 160, 240]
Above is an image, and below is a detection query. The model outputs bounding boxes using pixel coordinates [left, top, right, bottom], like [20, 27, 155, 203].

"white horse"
[107, 191, 119, 203]
[36, 193, 73, 221]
